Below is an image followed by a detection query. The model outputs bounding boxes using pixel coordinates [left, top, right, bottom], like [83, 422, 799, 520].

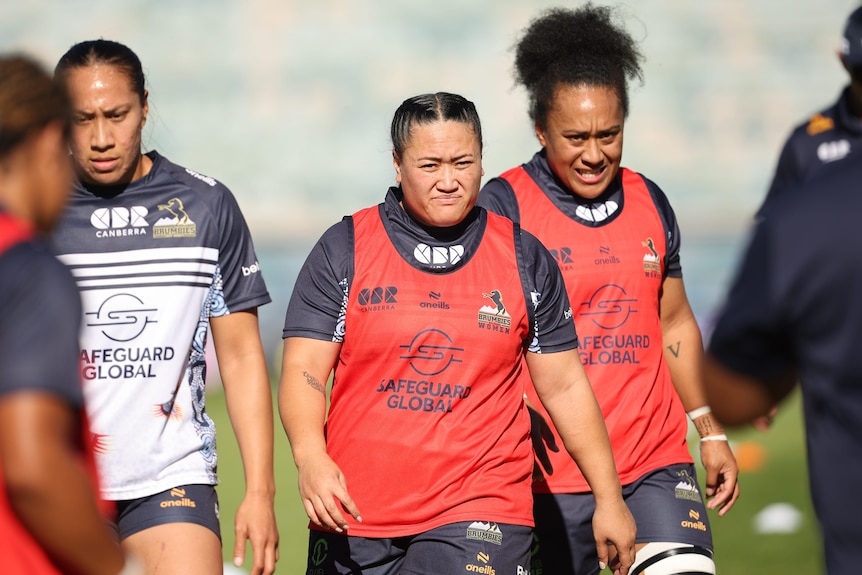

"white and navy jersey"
[283, 187, 576, 354]
[760, 87, 862, 211]
[51, 151, 271, 501]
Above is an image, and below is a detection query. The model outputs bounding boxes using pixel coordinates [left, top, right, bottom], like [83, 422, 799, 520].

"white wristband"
[687, 406, 712, 420]
[700, 434, 728, 442]
[118, 554, 145, 575]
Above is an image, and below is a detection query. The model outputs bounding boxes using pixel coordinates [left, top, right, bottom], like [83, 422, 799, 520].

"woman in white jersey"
[52, 40, 279, 575]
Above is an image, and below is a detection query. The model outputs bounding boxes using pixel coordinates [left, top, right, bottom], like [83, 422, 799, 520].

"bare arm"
[526, 348, 636, 575]
[660, 276, 739, 515]
[278, 336, 361, 532]
[702, 355, 797, 426]
[210, 309, 279, 575]
[0, 392, 126, 575]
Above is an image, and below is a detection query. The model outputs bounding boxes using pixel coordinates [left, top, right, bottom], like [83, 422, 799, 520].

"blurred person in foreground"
[279, 92, 636, 575]
[704, 159, 862, 575]
[478, 5, 739, 574]
[0, 54, 139, 575]
[759, 5, 862, 208]
[51, 39, 278, 574]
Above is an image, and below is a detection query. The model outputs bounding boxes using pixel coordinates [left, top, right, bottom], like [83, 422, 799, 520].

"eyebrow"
[564, 125, 622, 136]
[73, 104, 133, 116]
[416, 152, 476, 162]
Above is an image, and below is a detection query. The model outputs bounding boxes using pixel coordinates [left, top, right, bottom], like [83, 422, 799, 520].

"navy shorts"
[531, 463, 713, 575]
[113, 484, 221, 541]
[305, 520, 532, 575]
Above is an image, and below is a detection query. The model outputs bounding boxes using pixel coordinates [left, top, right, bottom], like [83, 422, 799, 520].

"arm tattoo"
[694, 414, 723, 437]
[302, 371, 325, 394]
[666, 340, 681, 358]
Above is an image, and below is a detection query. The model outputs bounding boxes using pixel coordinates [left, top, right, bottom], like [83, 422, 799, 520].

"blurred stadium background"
[3, 1, 853, 572]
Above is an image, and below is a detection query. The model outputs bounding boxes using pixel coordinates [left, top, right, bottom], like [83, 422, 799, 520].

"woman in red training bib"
[279, 92, 636, 575]
[478, 5, 740, 575]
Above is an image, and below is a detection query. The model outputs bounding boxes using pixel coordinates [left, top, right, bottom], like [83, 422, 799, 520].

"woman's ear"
[534, 123, 548, 148]
[392, 150, 402, 183]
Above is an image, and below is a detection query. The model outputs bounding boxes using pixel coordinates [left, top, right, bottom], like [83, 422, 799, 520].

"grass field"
[207, 385, 824, 574]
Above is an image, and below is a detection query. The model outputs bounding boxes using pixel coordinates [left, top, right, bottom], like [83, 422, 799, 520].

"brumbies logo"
[479, 289, 512, 332]
[641, 237, 661, 277]
[674, 469, 703, 502]
[154, 197, 196, 238]
[467, 522, 503, 545]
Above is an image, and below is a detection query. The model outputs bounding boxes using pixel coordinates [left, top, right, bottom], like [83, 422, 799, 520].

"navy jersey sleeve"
[763, 130, 803, 204]
[282, 219, 352, 342]
[518, 229, 578, 353]
[0, 242, 84, 406]
[478, 177, 521, 223]
[707, 220, 793, 382]
[201, 179, 271, 313]
[640, 174, 682, 278]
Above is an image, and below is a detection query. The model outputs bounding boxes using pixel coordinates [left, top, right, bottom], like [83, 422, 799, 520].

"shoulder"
[781, 99, 843, 147]
[623, 169, 675, 212]
[0, 240, 80, 325]
[516, 226, 558, 271]
[766, 160, 862, 221]
[153, 152, 237, 200]
[300, 217, 354, 275]
[1, 240, 76, 291]
[317, 217, 353, 249]
[479, 175, 520, 221]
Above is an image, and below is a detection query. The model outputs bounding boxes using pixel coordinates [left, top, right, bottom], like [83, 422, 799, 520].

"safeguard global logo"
[399, 328, 463, 376]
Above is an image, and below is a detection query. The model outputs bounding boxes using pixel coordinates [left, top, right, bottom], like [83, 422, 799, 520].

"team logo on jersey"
[674, 469, 703, 502]
[479, 289, 512, 333]
[85, 293, 158, 342]
[466, 522, 503, 545]
[90, 206, 149, 238]
[641, 237, 661, 278]
[579, 284, 638, 329]
[806, 113, 834, 136]
[817, 139, 851, 164]
[153, 197, 197, 238]
[399, 328, 463, 376]
[357, 286, 398, 311]
[413, 242, 464, 267]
